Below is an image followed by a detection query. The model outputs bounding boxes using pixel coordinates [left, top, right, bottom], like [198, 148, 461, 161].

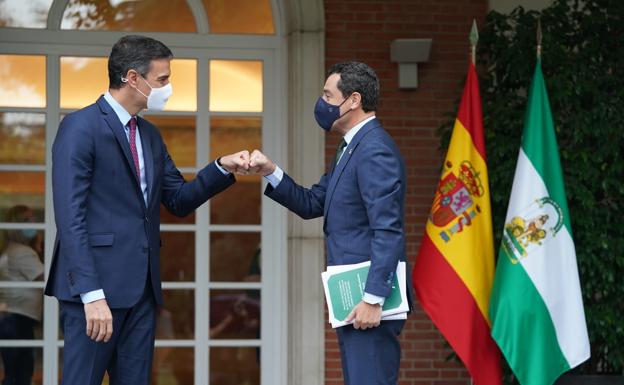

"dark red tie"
[128, 117, 140, 181]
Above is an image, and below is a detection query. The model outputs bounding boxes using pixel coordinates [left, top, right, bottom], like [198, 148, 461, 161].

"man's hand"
[220, 150, 251, 175]
[345, 301, 382, 330]
[84, 299, 113, 342]
[249, 149, 276, 176]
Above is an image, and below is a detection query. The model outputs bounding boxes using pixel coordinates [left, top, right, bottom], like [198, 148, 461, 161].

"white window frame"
[0, 0, 289, 384]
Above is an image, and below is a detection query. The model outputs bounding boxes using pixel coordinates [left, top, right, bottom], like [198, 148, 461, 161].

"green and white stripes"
[489, 60, 590, 385]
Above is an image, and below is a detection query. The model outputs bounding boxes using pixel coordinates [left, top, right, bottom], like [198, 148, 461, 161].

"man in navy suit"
[45, 35, 250, 385]
[249, 62, 409, 385]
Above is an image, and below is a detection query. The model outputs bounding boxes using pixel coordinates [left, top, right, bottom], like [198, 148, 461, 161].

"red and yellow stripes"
[413, 63, 502, 385]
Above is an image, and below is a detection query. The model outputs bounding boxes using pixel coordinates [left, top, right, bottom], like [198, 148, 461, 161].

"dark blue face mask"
[313, 95, 351, 131]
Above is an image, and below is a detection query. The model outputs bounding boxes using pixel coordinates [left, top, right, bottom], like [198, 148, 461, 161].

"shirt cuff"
[263, 165, 284, 188]
[215, 159, 230, 175]
[362, 292, 385, 306]
[80, 289, 105, 304]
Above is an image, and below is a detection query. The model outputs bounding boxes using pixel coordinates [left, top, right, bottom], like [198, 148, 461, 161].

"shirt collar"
[103, 91, 134, 128]
[343, 115, 376, 145]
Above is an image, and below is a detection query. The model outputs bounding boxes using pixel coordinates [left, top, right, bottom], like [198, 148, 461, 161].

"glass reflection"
[159, 232, 194, 282]
[203, 0, 274, 35]
[151, 347, 193, 385]
[0, 0, 52, 28]
[142, 116, 195, 167]
[210, 117, 261, 224]
[0, 205, 45, 380]
[61, 57, 196, 111]
[0, 55, 46, 108]
[209, 289, 260, 340]
[210, 347, 259, 385]
[61, 0, 196, 32]
[0, 113, 46, 165]
[210, 233, 261, 282]
[167, 59, 197, 112]
[0, 172, 45, 219]
[60, 57, 108, 109]
[0, 347, 42, 385]
[209, 61, 263, 112]
[158, 290, 194, 339]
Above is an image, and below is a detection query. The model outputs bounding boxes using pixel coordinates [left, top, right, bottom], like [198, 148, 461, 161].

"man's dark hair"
[108, 35, 173, 89]
[327, 61, 379, 112]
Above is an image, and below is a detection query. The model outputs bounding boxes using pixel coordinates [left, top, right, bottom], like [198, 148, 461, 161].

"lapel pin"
[348, 149, 353, 155]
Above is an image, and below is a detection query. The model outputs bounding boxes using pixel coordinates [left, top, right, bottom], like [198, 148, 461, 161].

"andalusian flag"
[413, 62, 502, 385]
[489, 59, 590, 385]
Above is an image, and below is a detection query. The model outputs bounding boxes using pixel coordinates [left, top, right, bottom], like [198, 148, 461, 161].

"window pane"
[0, 113, 46, 165]
[210, 233, 260, 282]
[0, 347, 42, 385]
[203, 0, 274, 35]
[61, 0, 196, 32]
[0, 55, 46, 108]
[0, 229, 45, 282]
[210, 347, 260, 385]
[209, 61, 262, 112]
[160, 231, 194, 282]
[60, 57, 108, 110]
[210, 290, 260, 340]
[143, 115, 196, 167]
[161, 173, 196, 224]
[0, 0, 52, 28]
[0, 286, 44, 337]
[210, 117, 261, 224]
[0, 172, 45, 219]
[61, 58, 196, 111]
[152, 347, 193, 385]
[159, 290, 194, 339]
[167, 59, 197, 112]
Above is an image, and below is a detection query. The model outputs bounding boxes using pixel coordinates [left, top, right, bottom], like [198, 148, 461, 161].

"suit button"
[145, 216, 149, 222]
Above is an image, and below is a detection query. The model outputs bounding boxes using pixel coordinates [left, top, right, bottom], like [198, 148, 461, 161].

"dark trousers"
[0, 313, 36, 385]
[336, 320, 405, 385]
[59, 281, 156, 385]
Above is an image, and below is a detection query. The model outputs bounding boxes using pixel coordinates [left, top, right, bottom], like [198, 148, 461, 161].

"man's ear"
[350, 92, 362, 110]
[122, 69, 140, 87]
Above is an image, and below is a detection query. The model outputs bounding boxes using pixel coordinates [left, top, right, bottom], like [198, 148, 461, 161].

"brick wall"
[323, 1, 488, 384]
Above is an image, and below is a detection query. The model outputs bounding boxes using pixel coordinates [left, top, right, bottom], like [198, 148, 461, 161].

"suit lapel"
[97, 97, 144, 201]
[323, 119, 379, 219]
[137, 117, 154, 207]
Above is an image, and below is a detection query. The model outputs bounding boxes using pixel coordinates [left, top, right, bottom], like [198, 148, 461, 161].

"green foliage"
[440, 0, 624, 380]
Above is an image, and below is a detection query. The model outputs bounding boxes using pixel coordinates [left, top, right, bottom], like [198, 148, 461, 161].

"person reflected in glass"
[0, 205, 44, 385]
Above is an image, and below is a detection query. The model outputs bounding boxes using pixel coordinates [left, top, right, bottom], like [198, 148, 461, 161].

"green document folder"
[326, 265, 403, 321]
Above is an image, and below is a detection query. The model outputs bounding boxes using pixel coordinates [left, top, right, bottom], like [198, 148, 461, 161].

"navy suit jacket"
[45, 96, 235, 308]
[266, 119, 410, 300]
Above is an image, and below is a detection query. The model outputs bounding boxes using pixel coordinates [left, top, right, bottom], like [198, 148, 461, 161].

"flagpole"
[470, 19, 478, 65]
[537, 18, 542, 59]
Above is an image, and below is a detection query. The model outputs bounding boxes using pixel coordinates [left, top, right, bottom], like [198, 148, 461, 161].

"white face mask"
[123, 75, 173, 111]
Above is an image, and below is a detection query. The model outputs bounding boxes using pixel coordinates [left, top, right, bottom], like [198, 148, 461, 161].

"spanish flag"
[412, 62, 502, 384]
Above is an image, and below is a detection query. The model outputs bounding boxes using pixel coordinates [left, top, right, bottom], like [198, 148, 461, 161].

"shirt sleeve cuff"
[80, 289, 105, 304]
[215, 159, 231, 175]
[362, 292, 385, 306]
[263, 165, 284, 188]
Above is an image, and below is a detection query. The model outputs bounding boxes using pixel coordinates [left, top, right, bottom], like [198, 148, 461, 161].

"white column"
[283, 1, 326, 384]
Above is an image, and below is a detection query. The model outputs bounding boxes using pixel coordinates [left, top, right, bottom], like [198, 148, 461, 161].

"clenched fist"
[219, 150, 251, 175]
[249, 150, 276, 176]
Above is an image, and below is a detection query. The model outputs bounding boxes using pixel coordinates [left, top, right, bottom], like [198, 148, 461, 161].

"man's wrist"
[362, 292, 385, 306]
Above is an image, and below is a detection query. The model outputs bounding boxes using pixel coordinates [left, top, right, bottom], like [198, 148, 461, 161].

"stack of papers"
[321, 261, 409, 328]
